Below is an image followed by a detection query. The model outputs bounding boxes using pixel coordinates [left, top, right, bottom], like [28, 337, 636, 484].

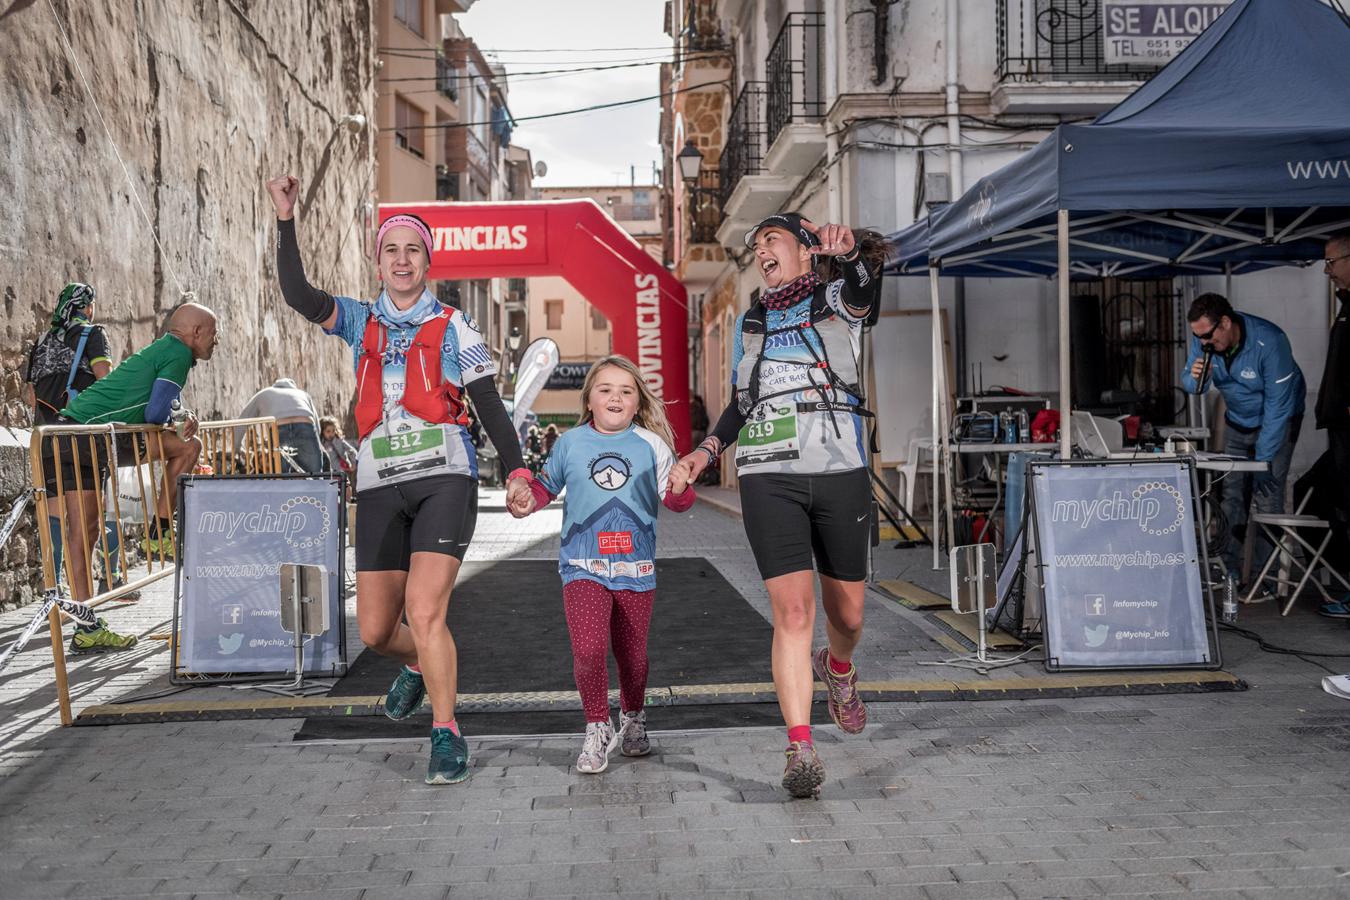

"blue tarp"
[886, 0, 1350, 276]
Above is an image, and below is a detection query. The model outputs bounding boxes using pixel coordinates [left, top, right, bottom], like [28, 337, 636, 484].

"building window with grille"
[545, 300, 564, 331]
[395, 96, 425, 159]
[590, 307, 607, 331]
[394, 0, 423, 36]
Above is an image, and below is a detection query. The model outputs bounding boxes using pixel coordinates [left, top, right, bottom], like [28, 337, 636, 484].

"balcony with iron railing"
[681, 0, 727, 55]
[717, 81, 767, 212]
[436, 53, 459, 102]
[688, 168, 720, 245]
[715, 80, 794, 245]
[765, 12, 825, 152]
[994, 0, 1152, 113]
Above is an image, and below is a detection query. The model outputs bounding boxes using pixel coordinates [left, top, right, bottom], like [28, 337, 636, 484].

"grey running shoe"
[576, 720, 619, 774]
[619, 709, 650, 757]
[812, 646, 867, 734]
[782, 741, 825, 799]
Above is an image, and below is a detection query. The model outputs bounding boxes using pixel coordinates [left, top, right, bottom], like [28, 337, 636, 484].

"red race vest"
[353, 310, 467, 441]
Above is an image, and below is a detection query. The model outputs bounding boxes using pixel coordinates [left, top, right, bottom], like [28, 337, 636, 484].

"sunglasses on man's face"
[1194, 318, 1224, 342]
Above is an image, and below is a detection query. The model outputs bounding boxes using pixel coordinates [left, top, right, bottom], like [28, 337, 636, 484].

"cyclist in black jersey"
[267, 175, 532, 785]
[678, 212, 887, 799]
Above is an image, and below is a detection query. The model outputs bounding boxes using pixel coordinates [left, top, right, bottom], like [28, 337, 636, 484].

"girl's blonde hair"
[578, 354, 676, 452]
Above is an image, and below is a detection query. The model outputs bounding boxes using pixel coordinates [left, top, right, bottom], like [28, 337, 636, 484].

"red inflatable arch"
[379, 200, 691, 452]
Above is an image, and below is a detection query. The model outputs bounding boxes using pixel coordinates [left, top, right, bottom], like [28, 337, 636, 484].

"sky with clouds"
[457, 0, 670, 188]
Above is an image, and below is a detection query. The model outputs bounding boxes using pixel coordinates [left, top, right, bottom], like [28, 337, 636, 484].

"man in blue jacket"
[1181, 293, 1305, 578]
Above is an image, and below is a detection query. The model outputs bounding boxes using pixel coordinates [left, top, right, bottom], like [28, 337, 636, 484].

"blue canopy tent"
[882, 0, 1350, 561]
[886, 0, 1350, 469]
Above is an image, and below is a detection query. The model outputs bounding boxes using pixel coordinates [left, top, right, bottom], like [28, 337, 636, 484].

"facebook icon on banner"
[1087, 595, 1105, 616]
[222, 605, 243, 625]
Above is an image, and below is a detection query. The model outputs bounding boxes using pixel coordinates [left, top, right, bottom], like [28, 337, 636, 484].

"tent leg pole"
[1057, 209, 1072, 461]
[930, 267, 942, 570]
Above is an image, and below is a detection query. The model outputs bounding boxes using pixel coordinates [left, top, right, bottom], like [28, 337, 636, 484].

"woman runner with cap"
[676, 212, 886, 799]
[266, 175, 532, 786]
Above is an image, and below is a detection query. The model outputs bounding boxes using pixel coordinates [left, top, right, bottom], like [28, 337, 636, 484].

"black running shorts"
[738, 468, 870, 582]
[355, 474, 478, 572]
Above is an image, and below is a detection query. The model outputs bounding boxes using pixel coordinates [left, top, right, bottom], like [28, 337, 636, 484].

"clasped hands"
[505, 458, 698, 519]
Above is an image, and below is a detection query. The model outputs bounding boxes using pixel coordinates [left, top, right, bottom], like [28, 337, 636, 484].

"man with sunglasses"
[1306, 230, 1350, 616]
[1182, 292, 1305, 580]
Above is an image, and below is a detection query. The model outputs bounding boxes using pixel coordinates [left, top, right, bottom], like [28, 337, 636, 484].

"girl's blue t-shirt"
[538, 423, 678, 593]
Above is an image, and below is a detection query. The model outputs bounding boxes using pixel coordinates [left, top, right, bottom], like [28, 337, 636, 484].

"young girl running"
[511, 356, 695, 773]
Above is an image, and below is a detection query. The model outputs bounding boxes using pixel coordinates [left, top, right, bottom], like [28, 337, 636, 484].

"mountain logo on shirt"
[1239, 367, 1257, 379]
[589, 453, 631, 490]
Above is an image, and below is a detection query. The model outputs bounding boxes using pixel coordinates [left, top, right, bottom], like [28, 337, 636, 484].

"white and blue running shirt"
[537, 423, 678, 593]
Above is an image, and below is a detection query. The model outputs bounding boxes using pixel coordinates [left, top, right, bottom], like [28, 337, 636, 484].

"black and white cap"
[743, 213, 820, 250]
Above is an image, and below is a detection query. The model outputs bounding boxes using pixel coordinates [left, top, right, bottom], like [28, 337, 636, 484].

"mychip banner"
[1029, 459, 1217, 670]
[173, 476, 346, 678]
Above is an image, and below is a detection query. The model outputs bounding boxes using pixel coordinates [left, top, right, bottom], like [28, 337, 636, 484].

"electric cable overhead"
[398, 81, 726, 131]
[378, 54, 718, 85]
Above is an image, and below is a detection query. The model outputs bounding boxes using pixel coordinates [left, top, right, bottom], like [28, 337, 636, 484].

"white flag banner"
[511, 338, 561, 433]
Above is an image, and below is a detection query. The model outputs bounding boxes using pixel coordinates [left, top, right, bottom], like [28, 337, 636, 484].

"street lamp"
[505, 325, 524, 380]
[676, 139, 704, 185]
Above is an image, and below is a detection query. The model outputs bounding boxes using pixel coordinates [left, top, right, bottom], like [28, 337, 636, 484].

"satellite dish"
[533, 160, 548, 178]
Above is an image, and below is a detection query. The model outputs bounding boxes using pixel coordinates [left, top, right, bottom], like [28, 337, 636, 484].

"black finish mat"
[297, 558, 774, 738]
[294, 702, 787, 741]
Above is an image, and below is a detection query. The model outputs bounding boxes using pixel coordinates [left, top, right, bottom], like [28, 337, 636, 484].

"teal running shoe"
[383, 665, 426, 720]
[426, 727, 470, 785]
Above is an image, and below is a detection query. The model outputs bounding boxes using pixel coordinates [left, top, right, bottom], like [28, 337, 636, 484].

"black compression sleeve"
[465, 378, 527, 473]
[276, 218, 337, 325]
[709, 396, 746, 449]
[838, 250, 881, 313]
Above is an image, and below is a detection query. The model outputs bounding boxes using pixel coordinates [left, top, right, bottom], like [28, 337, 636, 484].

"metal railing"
[436, 53, 459, 101]
[688, 168, 721, 244]
[28, 416, 281, 725]
[996, 0, 1155, 83]
[718, 82, 768, 211]
[681, 0, 726, 54]
[766, 12, 825, 148]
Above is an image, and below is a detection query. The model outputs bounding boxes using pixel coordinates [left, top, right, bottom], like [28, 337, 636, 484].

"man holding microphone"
[1182, 293, 1305, 581]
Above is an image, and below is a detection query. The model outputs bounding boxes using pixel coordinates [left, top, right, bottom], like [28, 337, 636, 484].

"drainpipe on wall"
[826, 0, 844, 224]
[946, 0, 967, 394]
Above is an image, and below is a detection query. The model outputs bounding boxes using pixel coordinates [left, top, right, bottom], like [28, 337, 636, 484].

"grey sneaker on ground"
[576, 720, 619, 774]
[782, 741, 825, 799]
[619, 709, 650, 757]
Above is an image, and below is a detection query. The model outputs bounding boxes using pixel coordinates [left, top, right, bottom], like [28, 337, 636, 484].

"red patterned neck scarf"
[761, 271, 820, 311]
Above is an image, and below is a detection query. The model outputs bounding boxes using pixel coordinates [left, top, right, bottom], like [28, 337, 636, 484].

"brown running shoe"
[781, 741, 825, 799]
[812, 646, 867, 734]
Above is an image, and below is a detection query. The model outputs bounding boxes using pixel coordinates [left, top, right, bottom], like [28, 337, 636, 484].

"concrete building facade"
[662, 0, 1334, 494]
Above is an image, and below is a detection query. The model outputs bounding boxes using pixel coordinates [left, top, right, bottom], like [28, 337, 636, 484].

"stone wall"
[0, 0, 377, 608]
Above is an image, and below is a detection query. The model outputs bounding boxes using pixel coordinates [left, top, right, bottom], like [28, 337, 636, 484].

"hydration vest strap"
[64, 325, 94, 404]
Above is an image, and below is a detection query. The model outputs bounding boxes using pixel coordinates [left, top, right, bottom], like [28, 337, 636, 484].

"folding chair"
[1244, 490, 1350, 615]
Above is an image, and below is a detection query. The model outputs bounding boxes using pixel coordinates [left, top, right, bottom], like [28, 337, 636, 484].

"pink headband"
[377, 214, 434, 257]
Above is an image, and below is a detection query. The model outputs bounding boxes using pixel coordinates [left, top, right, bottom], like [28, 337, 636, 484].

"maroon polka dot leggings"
[561, 578, 654, 723]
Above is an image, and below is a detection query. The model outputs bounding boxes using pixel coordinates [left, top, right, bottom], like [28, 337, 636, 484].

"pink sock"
[829, 652, 851, 675]
[407, 663, 421, 674]
[787, 725, 812, 746]
[432, 720, 459, 736]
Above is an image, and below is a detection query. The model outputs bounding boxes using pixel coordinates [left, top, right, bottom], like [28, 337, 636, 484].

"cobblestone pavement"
[3, 491, 1350, 898]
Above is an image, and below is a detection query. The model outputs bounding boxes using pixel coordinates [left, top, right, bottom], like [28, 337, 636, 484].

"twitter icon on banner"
[218, 633, 244, 655]
[1084, 624, 1110, 648]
